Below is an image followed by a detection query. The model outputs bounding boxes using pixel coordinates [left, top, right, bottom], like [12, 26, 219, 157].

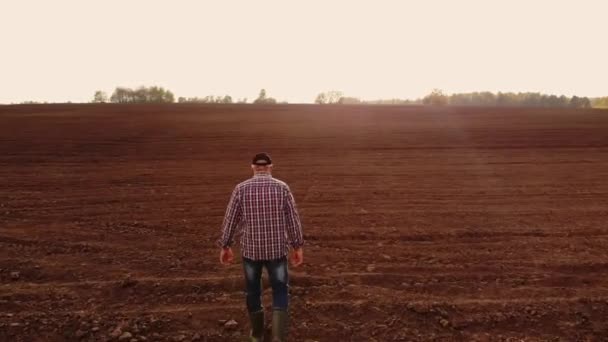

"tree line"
[93, 87, 280, 104]
[87, 87, 607, 109]
[178, 95, 238, 104]
[315, 89, 596, 108]
[424, 89, 592, 108]
[93, 86, 175, 104]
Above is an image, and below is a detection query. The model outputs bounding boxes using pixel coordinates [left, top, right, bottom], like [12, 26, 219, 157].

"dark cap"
[252, 152, 272, 166]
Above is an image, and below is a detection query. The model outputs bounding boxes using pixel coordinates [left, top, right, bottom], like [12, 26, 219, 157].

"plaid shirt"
[217, 173, 304, 261]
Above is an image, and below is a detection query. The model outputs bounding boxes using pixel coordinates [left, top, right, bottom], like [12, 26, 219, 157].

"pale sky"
[1, 0, 607, 104]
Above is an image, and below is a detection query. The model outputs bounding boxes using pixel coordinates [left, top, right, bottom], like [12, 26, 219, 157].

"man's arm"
[217, 187, 242, 249]
[284, 186, 304, 249]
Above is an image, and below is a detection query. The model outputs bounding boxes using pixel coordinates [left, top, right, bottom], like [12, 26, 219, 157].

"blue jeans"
[243, 256, 289, 312]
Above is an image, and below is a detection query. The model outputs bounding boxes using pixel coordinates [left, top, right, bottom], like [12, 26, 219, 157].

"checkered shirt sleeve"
[284, 187, 304, 249]
[217, 187, 242, 248]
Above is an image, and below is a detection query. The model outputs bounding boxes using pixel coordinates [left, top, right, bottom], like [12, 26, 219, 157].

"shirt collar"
[253, 172, 272, 178]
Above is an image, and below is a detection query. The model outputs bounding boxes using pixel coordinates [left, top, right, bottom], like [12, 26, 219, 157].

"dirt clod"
[118, 331, 133, 341]
[224, 319, 238, 330]
[110, 327, 123, 338]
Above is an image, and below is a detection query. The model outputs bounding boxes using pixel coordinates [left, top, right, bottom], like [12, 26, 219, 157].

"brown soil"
[1, 104, 607, 341]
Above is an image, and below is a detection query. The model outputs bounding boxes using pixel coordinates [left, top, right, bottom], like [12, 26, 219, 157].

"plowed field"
[1, 104, 607, 341]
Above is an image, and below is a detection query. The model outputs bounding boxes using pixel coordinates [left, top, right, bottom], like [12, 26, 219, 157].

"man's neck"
[253, 172, 272, 177]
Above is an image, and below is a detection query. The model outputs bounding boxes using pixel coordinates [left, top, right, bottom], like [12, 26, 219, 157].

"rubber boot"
[271, 309, 288, 342]
[249, 310, 264, 342]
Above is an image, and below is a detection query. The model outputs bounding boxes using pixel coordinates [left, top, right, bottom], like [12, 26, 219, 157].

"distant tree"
[178, 94, 232, 104]
[478, 92, 497, 105]
[162, 88, 175, 103]
[570, 96, 582, 108]
[315, 93, 327, 104]
[569, 96, 591, 108]
[109, 86, 174, 104]
[254, 89, 267, 103]
[315, 91, 344, 104]
[496, 92, 517, 106]
[448, 93, 472, 106]
[327, 91, 343, 104]
[521, 92, 542, 107]
[179, 96, 199, 103]
[135, 86, 150, 103]
[423, 89, 448, 106]
[92, 90, 108, 103]
[153, 86, 175, 103]
[579, 97, 591, 108]
[146, 86, 174, 103]
[110, 87, 130, 103]
[338, 96, 361, 104]
[254, 89, 277, 104]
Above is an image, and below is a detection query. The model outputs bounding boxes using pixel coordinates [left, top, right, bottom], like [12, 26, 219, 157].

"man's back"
[218, 173, 303, 261]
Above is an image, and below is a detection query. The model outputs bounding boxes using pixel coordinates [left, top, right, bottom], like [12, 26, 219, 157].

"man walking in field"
[217, 152, 304, 342]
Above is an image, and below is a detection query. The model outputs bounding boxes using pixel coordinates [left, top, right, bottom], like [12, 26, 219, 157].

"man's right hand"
[220, 247, 234, 265]
[291, 248, 303, 267]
